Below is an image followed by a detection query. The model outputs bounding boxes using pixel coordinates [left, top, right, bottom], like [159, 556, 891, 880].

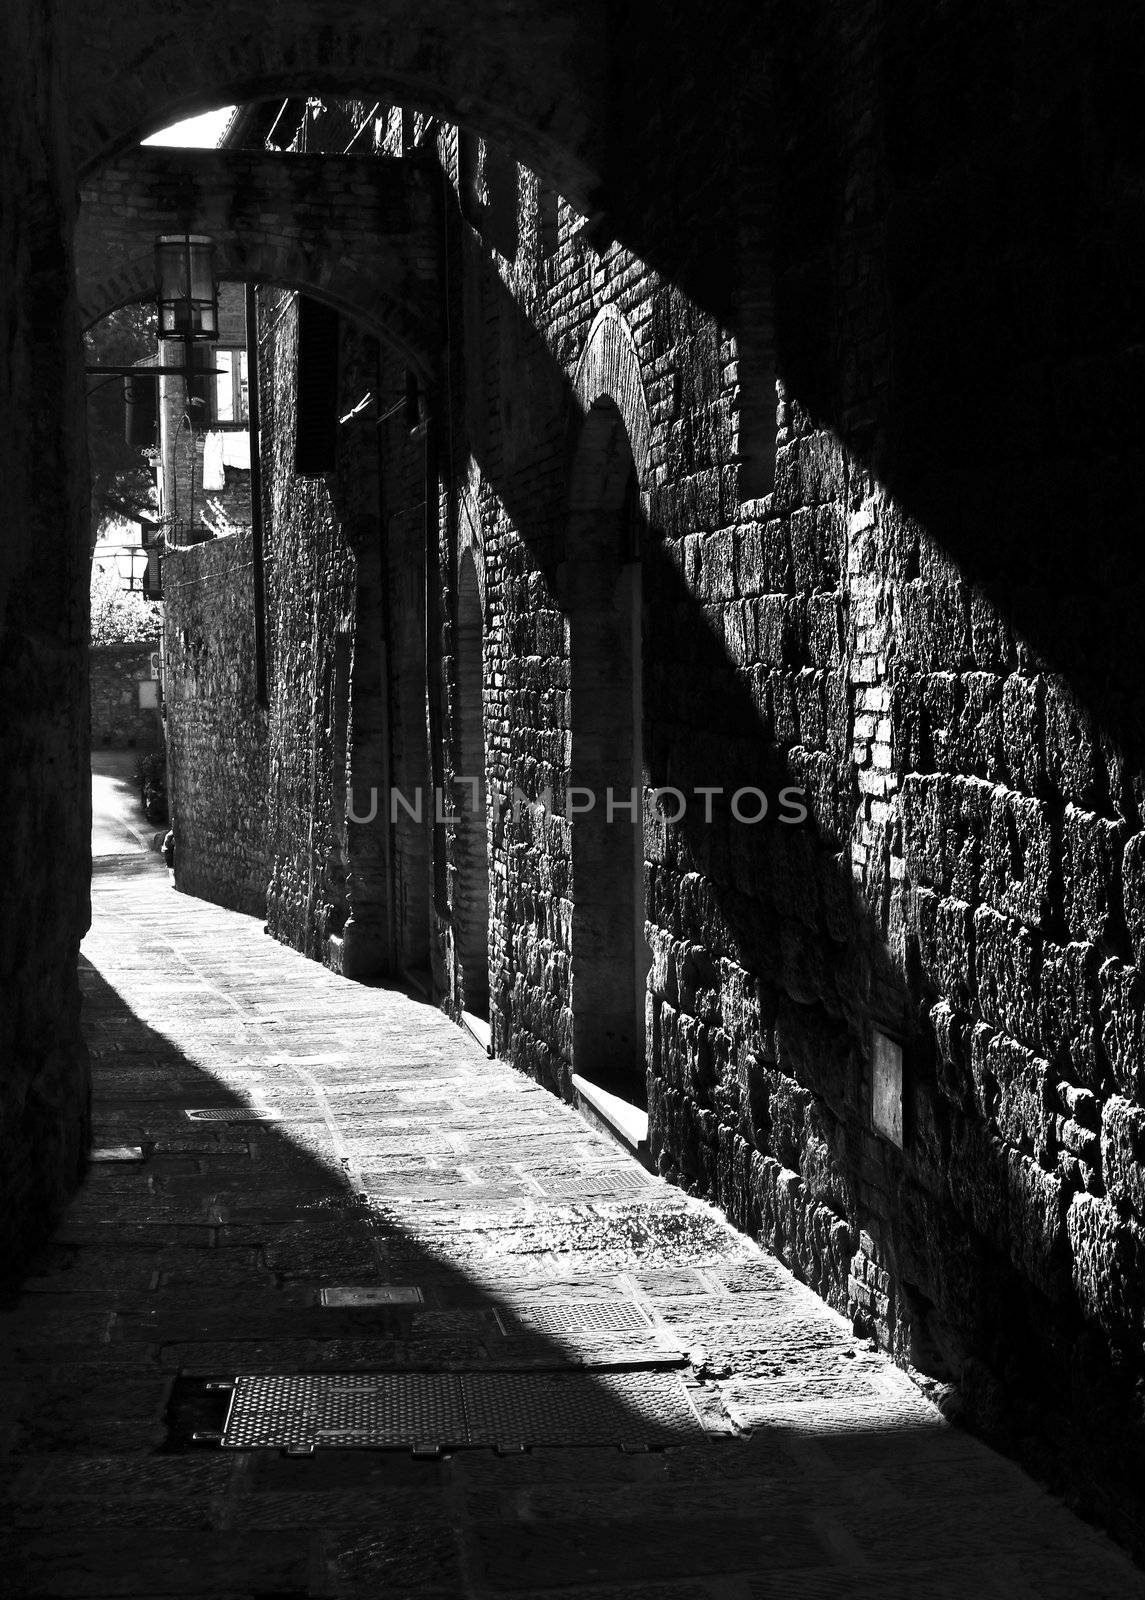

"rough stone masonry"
[3, 0, 1145, 1557]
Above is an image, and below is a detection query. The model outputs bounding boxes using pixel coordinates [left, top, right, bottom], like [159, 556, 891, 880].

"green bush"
[133, 751, 168, 824]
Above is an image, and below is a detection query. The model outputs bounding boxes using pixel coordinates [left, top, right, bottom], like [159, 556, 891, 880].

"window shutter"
[294, 297, 340, 476]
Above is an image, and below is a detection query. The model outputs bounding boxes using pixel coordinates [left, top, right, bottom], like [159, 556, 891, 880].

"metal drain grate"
[219, 1369, 704, 1451]
[536, 1169, 654, 1198]
[493, 1300, 652, 1337]
[185, 1107, 281, 1123]
[462, 1371, 700, 1447]
[221, 1372, 466, 1449]
[319, 1287, 424, 1307]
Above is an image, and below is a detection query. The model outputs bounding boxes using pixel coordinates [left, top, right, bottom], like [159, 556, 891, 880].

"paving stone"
[5, 851, 1136, 1596]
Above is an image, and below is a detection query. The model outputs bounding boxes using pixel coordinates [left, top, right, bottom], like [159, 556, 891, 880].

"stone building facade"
[89, 641, 162, 749]
[2, 0, 1144, 1550]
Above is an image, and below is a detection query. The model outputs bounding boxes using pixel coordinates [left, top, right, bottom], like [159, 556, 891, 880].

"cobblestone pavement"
[2, 805, 1143, 1596]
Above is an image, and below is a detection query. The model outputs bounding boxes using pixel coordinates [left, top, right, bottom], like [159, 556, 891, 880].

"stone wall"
[90, 641, 161, 749]
[0, 0, 90, 1279]
[425, 43, 1145, 1537]
[259, 286, 393, 970]
[162, 530, 269, 916]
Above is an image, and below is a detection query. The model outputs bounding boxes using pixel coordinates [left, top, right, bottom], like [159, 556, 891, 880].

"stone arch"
[457, 472, 487, 616]
[569, 303, 651, 507]
[77, 148, 441, 379]
[66, 2, 606, 212]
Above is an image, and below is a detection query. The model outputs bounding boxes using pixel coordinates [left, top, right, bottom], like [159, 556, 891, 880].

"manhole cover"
[221, 1372, 465, 1449]
[461, 1370, 703, 1447]
[493, 1300, 652, 1336]
[319, 1287, 424, 1307]
[218, 1369, 704, 1451]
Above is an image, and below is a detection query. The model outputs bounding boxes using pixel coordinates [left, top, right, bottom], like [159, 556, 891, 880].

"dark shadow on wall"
[600, 0, 1145, 777]
[433, 160, 1145, 1554]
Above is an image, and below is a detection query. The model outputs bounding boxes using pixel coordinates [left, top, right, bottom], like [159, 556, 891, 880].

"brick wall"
[162, 530, 269, 916]
[90, 641, 161, 749]
[259, 287, 395, 973]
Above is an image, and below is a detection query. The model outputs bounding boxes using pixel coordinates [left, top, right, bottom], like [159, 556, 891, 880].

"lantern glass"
[155, 234, 218, 340]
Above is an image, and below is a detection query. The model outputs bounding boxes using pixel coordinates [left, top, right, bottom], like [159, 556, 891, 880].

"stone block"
[779, 918, 832, 1009]
[920, 671, 963, 772]
[753, 594, 796, 666]
[1101, 1096, 1145, 1220]
[1004, 1146, 1067, 1298]
[1001, 673, 1043, 794]
[1062, 805, 1125, 945]
[986, 1031, 1053, 1159]
[931, 999, 972, 1108]
[793, 667, 827, 749]
[805, 593, 842, 669]
[983, 787, 1053, 927]
[911, 887, 973, 1005]
[735, 520, 792, 597]
[897, 578, 972, 672]
[789, 505, 841, 591]
[959, 671, 1005, 777]
[1045, 675, 1101, 808]
[900, 773, 945, 887]
[947, 1113, 1009, 1246]
[1066, 1192, 1145, 1340]
[1121, 830, 1145, 967]
[969, 587, 1017, 673]
[774, 997, 856, 1120]
[943, 776, 994, 904]
[974, 904, 1040, 1045]
[1038, 941, 1103, 1085]
[696, 528, 737, 602]
[794, 429, 847, 507]
[1100, 958, 1145, 1102]
[891, 669, 925, 775]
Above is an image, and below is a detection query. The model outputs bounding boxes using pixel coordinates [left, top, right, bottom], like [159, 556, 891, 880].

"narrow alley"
[0, 766, 1141, 1599]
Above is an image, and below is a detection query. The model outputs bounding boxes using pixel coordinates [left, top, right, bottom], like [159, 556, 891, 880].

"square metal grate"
[536, 1169, 654, 1198]
[319, 1287, 424, 1307]
[218, 1369, 703, 1451]
[461, 1370, 702, 1447]
[493, 1300, 652, 1337]
[221, 1373, 466, 1449]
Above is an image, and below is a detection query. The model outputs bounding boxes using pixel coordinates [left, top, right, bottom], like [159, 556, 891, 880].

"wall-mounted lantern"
[155, 234, 218, 341]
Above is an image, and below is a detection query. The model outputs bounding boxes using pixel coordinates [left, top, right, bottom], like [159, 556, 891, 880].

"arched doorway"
[566, 399, 650, 1102]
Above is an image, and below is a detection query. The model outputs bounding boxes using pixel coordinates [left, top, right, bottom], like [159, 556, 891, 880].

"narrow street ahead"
[0, 765, 1140, 1597]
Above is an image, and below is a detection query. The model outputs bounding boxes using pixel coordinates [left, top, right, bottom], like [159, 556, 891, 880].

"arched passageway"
[64, 0, 607, 210]
[7, 6, 1145, 1547]
[77, 147, 441, 378]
